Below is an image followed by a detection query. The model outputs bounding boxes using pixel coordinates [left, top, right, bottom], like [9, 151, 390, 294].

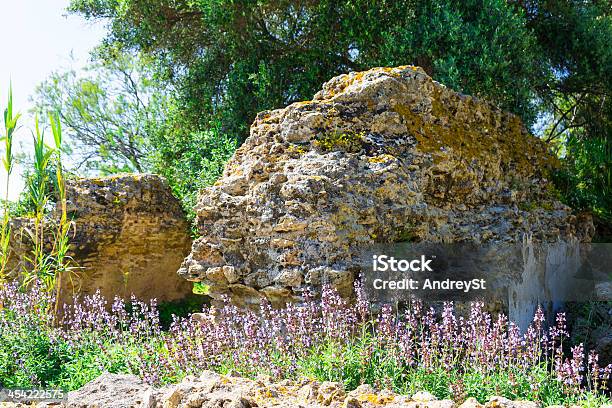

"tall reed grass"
[0, 89, 76, 311]
[0, 85, 20, 282]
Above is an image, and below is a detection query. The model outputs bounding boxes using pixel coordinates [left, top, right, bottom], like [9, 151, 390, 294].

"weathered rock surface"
[8, 174, 193, 304]
[3, 371, 607, 407]
[64, 373, 153, 408]
[179, 65, 591, 307]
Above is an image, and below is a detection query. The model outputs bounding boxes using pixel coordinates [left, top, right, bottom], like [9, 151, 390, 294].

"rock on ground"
[8, 174, 193, 304]
[1, 371, 606, 407]
[64, 373, 153, 408]
[178, 65, 592, 307]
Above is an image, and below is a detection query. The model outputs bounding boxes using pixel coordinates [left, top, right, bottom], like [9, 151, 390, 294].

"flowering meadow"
[0, 281, 610, 406]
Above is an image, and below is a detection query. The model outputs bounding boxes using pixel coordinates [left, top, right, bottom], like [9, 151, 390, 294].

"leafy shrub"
[148, 124, 237, 230]
[156, 295, 208, 330]
[554, 136, 612, 226]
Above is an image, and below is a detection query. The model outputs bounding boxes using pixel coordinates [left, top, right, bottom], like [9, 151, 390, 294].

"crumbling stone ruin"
[178, 66, 592, 308]
[9, 174, 193, 304]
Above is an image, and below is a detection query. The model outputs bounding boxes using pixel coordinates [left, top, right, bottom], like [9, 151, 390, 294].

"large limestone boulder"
[179, 66, 590, 307]
[9, 174, 193, 304]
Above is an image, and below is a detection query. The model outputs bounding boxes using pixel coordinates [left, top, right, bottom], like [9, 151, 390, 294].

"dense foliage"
[55, 0, 612, 224]
[66, 0, 543, 136]
[0, 282, 610, 405]
[554, 135, 612, 229]
[525, 0, 612, 224]
[148, 123, 236, 225]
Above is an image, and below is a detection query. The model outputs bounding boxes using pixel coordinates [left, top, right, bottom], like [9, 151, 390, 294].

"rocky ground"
[1, 371, 609, 408]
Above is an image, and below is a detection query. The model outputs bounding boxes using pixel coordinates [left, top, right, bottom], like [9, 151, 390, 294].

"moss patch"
[314, 131, 365, 153]
[395, 223, 420, 242]
[391, 84, 559, 177]
[287, 144, 308, 156]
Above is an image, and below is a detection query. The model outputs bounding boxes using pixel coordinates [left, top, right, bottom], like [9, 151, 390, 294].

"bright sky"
[0, 0, 106, 201]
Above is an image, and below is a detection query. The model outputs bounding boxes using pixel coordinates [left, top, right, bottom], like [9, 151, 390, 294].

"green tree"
[67, 0, 543, 139]
[33, 50, 236, 224]
[521, 1, 612, 223]
[64, 0, 612, 225]
[32, 50, 168, 174]
[521, 0, 612, 141]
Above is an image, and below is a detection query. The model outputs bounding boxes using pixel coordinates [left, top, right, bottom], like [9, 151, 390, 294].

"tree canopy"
[36, 0, 612, 225]
[32, 51, 167, 173]
[67, 0, 546, 137]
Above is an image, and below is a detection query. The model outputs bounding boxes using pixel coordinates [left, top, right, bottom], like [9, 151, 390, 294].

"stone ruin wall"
[178, 66, 593, 309]
[8, 174, 193, 304]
